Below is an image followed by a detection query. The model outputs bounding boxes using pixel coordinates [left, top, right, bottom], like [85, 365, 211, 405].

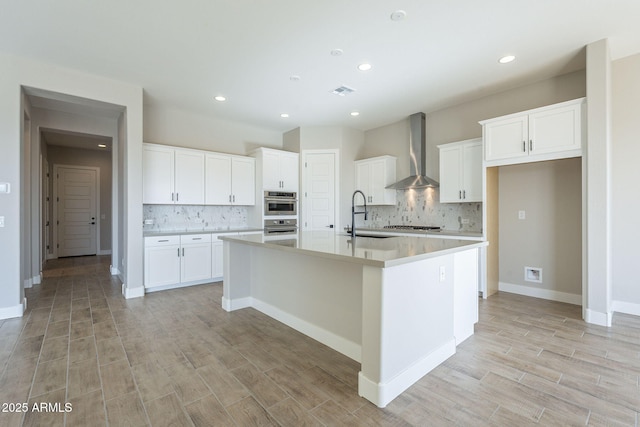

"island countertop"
[220, 231, 487, 268]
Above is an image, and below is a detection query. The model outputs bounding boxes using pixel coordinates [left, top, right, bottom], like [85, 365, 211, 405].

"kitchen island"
[220, 231, 487, 407]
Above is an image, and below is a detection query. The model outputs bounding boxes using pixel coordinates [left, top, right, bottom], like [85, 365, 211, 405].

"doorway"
[53, 165, 99, 257]
[301, 150, 339, 231]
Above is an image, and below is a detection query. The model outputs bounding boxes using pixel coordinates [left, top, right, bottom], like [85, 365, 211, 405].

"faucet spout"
[351, 190, 368, 238]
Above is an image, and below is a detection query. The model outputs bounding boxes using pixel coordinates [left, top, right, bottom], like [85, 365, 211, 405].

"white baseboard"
[498, 282, 582, 305]
[33, 274, 42, 285]
[110, 265, 120, 275]
[46, 253, 56, 260]
[252, 298, 362, 362]
[221, 296, 252, 312]
[0, 298, 27, 320]
[23, 278, 33, 289]
[612, 300, 640, 317]
[98, 250, 112, 256]
[121, 283, 145, 299]
[358, 339, 456, 408]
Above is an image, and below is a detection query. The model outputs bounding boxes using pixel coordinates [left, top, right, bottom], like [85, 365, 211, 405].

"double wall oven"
[264, 190, 298, 236]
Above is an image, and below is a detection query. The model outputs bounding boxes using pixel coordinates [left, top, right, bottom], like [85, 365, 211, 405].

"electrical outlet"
[461, 218, 469, 224]
[439, 266, 446, 282]
[518, 210, 526, 220]
[0, 216, 4, 227]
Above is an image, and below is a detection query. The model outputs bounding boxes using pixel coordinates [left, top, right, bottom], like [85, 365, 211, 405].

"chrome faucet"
[351, 190, 368, 238]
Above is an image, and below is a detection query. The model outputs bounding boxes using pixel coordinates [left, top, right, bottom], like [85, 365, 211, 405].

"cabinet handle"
[176, 193, 179, 202]
[192, 238, 202, 240]
[171, 193, 174, 201]
[233, 195, 235, 203]
[182, 248, 185, 256]
[229, 195, 232, 202]
[523, 141, 526, 152]
[529, 139, 533, 151]
[463, 190, 466, 199]
[177, 248, 180, 257]
[158, 239, 169, 242]
[459, 190, 462, 199]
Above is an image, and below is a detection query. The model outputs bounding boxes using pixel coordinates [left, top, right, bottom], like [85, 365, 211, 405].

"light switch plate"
[518, 210, 526, 220]
[0, 182, 10, 193]
[0, 216, 4, 227]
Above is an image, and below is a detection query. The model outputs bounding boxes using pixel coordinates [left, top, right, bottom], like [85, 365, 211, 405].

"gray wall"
[46, 145, 113, 254]
[498, 158, 582, 295]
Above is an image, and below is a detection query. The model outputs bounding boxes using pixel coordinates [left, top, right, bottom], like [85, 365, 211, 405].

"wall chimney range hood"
[386, 112, 439, 190]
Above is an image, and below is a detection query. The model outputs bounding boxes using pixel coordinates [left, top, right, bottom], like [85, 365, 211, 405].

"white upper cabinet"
[144, 143, 256, 206]
[253, 148, 299, 192]
[438, 138, 482, 203]
[143, 145, 175, 204]
[354, 156, 396, 205]
[481, 98, 585, 166]
[174, 149, 205, 204]
[205, 154, 255, 205]
[143, 144, 204, 204]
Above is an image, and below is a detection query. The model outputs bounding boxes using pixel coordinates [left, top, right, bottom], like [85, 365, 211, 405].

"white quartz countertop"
[144, 227, 263, 237]
[220, 231, 487, 268]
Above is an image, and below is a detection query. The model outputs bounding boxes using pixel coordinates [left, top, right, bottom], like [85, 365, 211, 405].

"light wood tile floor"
[1, 255, 639, 426]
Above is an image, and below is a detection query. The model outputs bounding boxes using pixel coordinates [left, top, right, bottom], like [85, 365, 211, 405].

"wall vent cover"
[331, 85, 356, 96]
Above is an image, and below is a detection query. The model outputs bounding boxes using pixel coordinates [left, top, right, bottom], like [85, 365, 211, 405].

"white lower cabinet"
[144, 234, 212, 291]
[145, 231, 262, 290]
[144, 236, 181, 289]
[180, 234, 212, 282]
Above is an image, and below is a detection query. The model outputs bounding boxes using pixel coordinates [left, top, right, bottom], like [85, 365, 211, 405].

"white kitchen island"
[220, 231, 487, 407]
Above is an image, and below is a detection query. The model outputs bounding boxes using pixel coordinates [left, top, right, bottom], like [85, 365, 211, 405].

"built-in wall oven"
[264, 218, 297, 235]
[264, 191, 297, 216]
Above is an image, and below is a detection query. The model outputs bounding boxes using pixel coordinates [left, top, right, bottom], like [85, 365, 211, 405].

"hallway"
[1, 256, 639, 426]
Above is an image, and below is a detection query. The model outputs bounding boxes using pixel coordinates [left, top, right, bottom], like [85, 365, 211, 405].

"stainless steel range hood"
[386, 112, 439, 190]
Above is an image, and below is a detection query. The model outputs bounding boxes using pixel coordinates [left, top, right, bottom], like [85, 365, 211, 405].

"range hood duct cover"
[386, 112, 439, 190]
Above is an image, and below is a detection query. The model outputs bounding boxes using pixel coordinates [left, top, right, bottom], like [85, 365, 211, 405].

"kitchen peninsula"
[220, 231, 487, 407]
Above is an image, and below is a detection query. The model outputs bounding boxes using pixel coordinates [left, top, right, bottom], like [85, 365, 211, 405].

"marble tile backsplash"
[359, 188, 482, 232]
[143, 205, 249, 232]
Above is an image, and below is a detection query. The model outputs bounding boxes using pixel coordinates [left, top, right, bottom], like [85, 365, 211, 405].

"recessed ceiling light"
[499, 55, 515, 64]
[357, 63, 372, 72]
[350, 111, 360, 116]
[280, 113, 289, 118]
[98, 144, 107, 148]
[390, 10, 407, 21]
[214, 95, 226, 102]
[330, 49, 343, 56]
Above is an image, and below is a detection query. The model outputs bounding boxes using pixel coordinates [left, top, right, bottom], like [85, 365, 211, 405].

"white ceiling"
[2, 1, 640, 133]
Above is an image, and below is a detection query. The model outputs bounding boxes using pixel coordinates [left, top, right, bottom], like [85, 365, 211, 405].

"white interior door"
[303, 151, 337, 230]
[55, 165, 98, 257]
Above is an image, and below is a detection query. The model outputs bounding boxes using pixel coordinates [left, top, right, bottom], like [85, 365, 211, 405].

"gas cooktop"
[383, 225, 442, 231]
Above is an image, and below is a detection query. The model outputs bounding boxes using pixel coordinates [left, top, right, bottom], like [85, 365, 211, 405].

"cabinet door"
[181, 243, 212, 282]
[279, 153, 299, 192]
[369, 159, 388, 204]
[205, 154, 232, 205]
[144, 245, 181, 288]
[484, 116, 528, 161]
[439, 147, 462, 203]
[212, 238, 224, 279]
[143, 145, 174, 204]
[175, 150, 205, 204]
[462, 143, 483, 202]
[231, 157, 255, 205]
[262, 150, 282, 190]
[354, 162, 371, 205]
[528, 102, 582, 155]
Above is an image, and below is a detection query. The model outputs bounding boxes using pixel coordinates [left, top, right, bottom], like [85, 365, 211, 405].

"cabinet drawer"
[180, 234, 212, 244]
[145, 235, 180, 247]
